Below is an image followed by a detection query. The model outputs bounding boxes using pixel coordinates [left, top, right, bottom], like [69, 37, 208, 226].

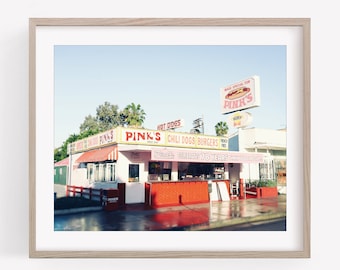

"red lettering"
[224, 92, 254, 110]
[126, 132, 133, 141]
[246, 92, 253, 103]
[233, 82, 243, 89]
[157, 124, 165, 130]
[125, 131, 162, 142]
[137, 132, 145, 140]
[238, 97, 246, 107]
[155, 132, 161, 141]
[224, 100, 230, 109]
[158, 120, 182, 130]
[76, 141, 83, 150]
[232, 100, 238, 108]
[168, 134, 180, 143]
[147, 132, 153, 140]
[197, 137, 218, 147]
[181, 136, 195, 145]
[89, 136, 98, 146]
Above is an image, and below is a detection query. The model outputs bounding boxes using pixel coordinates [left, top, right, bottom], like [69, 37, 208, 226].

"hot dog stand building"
[65, 126, 266, 207]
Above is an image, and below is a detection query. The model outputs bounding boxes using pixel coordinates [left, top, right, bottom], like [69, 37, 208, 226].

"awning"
[76, 146, 118, 163]
[151, 147, 265, 164]
[54, 157, 69, 167]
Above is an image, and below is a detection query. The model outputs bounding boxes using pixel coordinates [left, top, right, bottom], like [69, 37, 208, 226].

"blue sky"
[54, 45, 286, 148]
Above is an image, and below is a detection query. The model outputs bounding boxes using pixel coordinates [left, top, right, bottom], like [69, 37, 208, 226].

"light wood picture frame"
[29, 18, 310, 258]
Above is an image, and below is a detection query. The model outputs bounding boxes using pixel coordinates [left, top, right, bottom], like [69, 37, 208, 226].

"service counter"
[145, 179, 231, 208]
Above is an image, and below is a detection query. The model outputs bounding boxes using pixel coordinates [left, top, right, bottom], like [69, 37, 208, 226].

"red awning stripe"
[76, 146, 118, 163]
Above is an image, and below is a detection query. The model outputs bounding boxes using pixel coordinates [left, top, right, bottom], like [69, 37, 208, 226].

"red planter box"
[258, 187, 278, 198]
[147, 181, 209, 207]
[246, 187, 278, 198]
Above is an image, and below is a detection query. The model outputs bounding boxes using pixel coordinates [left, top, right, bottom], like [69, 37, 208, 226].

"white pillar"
[171, 161, 178, 180]
[224, 163, 229, 179]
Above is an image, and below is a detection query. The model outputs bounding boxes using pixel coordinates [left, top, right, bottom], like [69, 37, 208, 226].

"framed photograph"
[29, 18, 310, 258]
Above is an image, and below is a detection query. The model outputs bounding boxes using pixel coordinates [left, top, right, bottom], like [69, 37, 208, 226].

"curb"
[192, 212, 286, 231]
[54, 206, 103, 215]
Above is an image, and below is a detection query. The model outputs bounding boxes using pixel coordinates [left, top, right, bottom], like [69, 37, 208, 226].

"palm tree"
[123, 103, 146, 128]
[215, 121, 229, 136]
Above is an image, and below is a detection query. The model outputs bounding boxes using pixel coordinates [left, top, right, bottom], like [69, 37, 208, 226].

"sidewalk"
[196, 195, 286, 230]
[54, 195, 286, 231]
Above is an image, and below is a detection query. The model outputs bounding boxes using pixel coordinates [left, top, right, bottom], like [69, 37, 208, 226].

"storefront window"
[98, 164, 104, 181]
[148, 162, 171, 181]
[149, 162, 161, 174]
[259, 159, 274, 180]
[87, 163, 95, 181]
[129, 164, 139, 182]
[274, 158, 286, 185]
[95, 164, 100, 181]
[105, 163, 116, 182]
[178, 163, 224, 180]
[87, 162, 116, 182]
[178, 162, 189, 180]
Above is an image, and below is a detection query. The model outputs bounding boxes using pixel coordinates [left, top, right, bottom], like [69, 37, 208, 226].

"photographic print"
[30, 18, 310, 258]
[53, 45, 286, 232]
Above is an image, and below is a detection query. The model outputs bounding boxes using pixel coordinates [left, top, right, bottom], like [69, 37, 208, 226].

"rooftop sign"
[227, 111, 253, 129]
[220, 76, 260, 114]
[120, 128, 228, 150]
[70, 127, 228, 153]
[157, 119, 184, 131]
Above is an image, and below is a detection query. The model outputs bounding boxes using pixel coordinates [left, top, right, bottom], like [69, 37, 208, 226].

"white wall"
[240, 163, 260, 182]
[241, 128, 286, 150]
[71, 168, 88, 186]
[117, 151, 151, 182]
[68, 153, 87, 186]
[0, 1, 336, 269]
[230, 128, 285, 182]
[115, 150, 149, 203]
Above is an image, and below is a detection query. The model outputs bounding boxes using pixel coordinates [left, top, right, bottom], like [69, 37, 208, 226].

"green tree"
[122, 102, 146, 128]
[54, 147, 64, 163]
[96, 101, 121, 131]
[215, 121, 229, 136]
[55, 102, 147, 162]
[79, 114, 99, 134]
[78, 101, 121, 135]
[54, 133, 80, 162]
